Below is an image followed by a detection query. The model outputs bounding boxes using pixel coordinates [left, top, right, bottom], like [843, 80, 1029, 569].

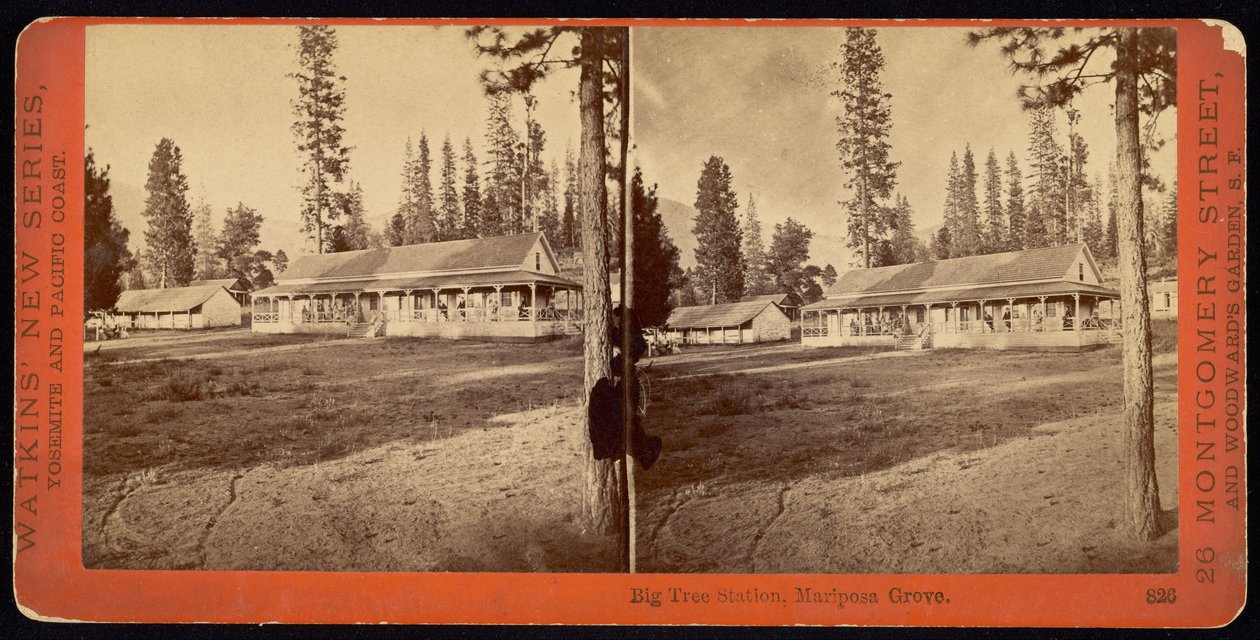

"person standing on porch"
[1062, 307, 1074, 330]
[1001, 308, 1011, 331]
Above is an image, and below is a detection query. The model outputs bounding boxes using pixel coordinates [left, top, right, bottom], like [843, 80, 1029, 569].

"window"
[915, 309, 924, 323]
[1046, 302, 1058, 317]
[536, 252, 541, 271]
[1164, 292, 1172, 308]
[1079, 263, 1085, 281]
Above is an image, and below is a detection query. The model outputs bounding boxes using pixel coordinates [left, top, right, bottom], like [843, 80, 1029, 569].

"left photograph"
[82, 23, 631, 571]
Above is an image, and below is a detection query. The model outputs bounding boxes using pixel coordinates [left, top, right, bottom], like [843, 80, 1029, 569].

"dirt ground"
[83, 325, 1179, 573]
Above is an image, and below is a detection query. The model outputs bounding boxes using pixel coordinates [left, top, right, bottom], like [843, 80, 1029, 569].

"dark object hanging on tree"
[587, 377, 662, 470]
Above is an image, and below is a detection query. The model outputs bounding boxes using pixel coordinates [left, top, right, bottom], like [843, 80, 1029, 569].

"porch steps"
[894, 334, 922, 350]
[347, 322, 375, 338]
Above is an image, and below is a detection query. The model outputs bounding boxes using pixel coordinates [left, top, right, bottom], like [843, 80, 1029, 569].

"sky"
[632, 26, 1178, 271]
[85, 24, 582, 259]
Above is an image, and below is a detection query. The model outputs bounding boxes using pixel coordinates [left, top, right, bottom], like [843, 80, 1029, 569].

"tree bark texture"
[577, 27, 624, 536]
[1114, 28, 1161, 541]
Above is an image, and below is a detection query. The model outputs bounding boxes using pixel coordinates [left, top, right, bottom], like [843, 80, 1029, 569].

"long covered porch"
[250, 273, 584, 341]
[801, 283, 1123, 352]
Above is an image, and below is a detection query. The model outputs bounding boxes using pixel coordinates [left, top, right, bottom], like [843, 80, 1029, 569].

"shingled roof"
[667, 299, 785, 329]
[825, 243, 1093, 298]
[189, 277, 251, 291]
[277, 232, 546, 281]
[115, 285, 234, 313]
[741, 292, 802, 307]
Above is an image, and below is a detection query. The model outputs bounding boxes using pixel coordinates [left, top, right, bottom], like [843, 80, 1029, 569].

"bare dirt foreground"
[85, 405, 610, 571]
[83, 327, 1178, 573]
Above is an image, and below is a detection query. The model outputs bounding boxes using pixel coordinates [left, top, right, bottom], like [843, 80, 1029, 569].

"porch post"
[432, 288, 442, 321]
[978, 300, 986, 332]
[950, 301, 959, 334]
[1073, 293, 1081, 332]
[462, 286, 471, 321]
[529, 283, 537, 321]
[1006, 298, 1016, 332]
[493, 285, 504, 321]
[403, 290, 413, 321]
[923, 303, 931, 334]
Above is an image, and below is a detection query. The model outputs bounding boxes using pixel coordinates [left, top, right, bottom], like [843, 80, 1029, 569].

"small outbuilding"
[1148, 278, 1177, 319]
[665, 298, 793, 345]
[115, 284, 243, 330]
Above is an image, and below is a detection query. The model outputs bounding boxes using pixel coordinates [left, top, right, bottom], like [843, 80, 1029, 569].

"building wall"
[1149, 280, 1178, 319]
[201, 289, 243, 327]
[748, 305, 792, 342]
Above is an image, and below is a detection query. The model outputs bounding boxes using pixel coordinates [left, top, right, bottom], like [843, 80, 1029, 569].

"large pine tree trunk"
[577, 27, 623, 536]
[1114, 28, 1161, 541]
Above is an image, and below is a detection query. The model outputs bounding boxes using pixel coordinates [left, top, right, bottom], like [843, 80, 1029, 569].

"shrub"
[163, 370, 209, 402]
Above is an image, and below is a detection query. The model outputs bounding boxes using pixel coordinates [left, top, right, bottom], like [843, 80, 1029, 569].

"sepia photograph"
[81, 23, 633, 572]
[628, 25, 1181, 574]
[79, 22, 1181, 576]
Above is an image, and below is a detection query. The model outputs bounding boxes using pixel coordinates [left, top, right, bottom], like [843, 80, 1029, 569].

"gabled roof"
[252, 270, 580, 297]
[801, 280, 1119, 311]
[742, 292, 802, 308]
[189, 277, 251, 291]
[115, 285, 235, 313]
[277, 232, 548, 281]
[825, 244, 1092, 298]
[666, 299, 785, 329]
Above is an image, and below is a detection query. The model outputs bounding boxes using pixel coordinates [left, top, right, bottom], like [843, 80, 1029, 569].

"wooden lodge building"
[800, 243, 1122, 351]
[115, 283, 243, 330]
[665, 297, 793, 345]
[249, 232, 583, 341]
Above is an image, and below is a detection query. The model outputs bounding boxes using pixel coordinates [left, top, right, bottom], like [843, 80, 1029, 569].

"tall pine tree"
[561, 145, 579, 250]
[692, 156, 743, 303]
[337, 181, 371, 251]
[982, 148, 1005, 252]
[971, 24, 1177, 541]
[483, 92, 521, 236]
[290, 25, 351, 253]
[1025, 106, 1063, 247]
[630, 167, 684, 326]
[834, 27, 899, 268]
[740, 193, 772, 295]
[461, 137, 482, 238]
[438, 135, 460, 241]
[141, 138, 194, 288]
[956, 144, 982, 256]
[85, 149, 133, 309]
[1005, 151, 1027, 250]
[191, 195, 221, 279]
[406, 132, 436, 243]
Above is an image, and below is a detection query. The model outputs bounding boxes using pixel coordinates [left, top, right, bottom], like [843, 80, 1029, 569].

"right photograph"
[629, 25, 1181, 574]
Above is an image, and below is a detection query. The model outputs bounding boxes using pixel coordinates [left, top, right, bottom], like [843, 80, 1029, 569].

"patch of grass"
[163, 370, 210, 402]
[1151, 319, 1177, 354]
[144, 404, 183, 424]
[224, 379, 262, 396]
[97, 377, 114, 387]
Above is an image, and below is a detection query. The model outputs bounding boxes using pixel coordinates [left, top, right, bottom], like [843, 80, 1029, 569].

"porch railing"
[253, 312, 279, 323]
[396, 306, 585, 323]
[803, 326, 828, 338]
